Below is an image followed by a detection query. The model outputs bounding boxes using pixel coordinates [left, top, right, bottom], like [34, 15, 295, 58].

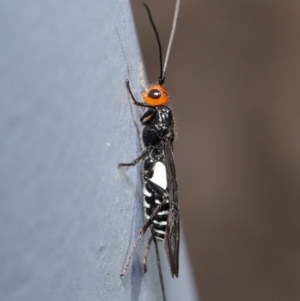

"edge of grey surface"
[0, 0, 199, 301]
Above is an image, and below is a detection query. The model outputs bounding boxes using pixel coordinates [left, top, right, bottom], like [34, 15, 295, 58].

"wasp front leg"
[125, 79, 152, 109]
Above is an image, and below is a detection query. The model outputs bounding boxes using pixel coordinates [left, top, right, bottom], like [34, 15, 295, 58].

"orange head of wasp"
[142, 84, 169, 107]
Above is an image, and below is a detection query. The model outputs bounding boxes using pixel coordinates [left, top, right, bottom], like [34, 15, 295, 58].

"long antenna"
[143, 0, 180, 85]
[162, 0, 180, 83]
[142, 3, 163, 84]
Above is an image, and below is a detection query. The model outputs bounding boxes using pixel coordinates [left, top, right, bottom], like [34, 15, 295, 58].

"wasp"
[119, 1, 180, 300]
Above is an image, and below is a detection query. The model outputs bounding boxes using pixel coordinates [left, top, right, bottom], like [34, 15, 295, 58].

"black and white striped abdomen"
[143, 160, 169, 241]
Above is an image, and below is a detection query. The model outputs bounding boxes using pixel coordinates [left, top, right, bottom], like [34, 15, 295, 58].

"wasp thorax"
[142, 84, 169, 106]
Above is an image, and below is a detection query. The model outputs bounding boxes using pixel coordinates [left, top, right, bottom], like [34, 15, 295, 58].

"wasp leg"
[120, 197, 168, 277]
[145, 179, 168, 197]
[142, 235, 153, 274]
[118, 146, 153, 168]
[126, 79, 152, 108]
[151, 226, 167, 301]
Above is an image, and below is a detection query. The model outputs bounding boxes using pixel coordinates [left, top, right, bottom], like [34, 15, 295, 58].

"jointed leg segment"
[142, 236, 153, 273]
[151, 226, 166, 301]
[125, 79, 152, 108]
[118, 147, 153, 168]
[120, 198, 168, 277]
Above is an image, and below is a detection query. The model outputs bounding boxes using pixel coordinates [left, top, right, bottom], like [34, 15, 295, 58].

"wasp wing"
[164, 139, 180, 278]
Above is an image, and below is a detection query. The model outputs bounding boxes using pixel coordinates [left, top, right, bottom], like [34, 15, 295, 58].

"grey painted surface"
[0, 0, 199, 300]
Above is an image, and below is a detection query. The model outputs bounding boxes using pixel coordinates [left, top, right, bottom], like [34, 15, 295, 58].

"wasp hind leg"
[142, 229, 166, 301]
[142, 235, 153, 273]
[150, 226, 167, 301]
[120, 197, 168, 277]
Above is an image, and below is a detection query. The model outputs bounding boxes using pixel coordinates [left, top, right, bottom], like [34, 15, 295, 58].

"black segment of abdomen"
[144, 181, 169, 240]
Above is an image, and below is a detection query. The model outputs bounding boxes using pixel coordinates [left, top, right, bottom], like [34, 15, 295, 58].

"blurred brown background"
[130, 1, 300, 300]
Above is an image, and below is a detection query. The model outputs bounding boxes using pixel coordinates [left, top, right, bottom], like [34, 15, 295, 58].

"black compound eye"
[148, 89, 161, 99]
